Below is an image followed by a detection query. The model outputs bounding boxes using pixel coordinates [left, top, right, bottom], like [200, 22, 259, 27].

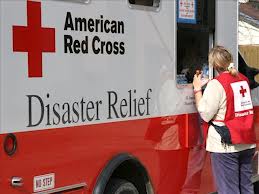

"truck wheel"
[105, 178, 139, 194]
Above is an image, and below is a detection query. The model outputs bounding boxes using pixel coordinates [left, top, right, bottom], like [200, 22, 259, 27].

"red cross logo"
[13, 0, 55, 78]
[239, 86, 247, 97]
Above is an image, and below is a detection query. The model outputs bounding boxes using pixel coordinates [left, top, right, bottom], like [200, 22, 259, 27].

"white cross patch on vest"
[231, 81, 253, 112]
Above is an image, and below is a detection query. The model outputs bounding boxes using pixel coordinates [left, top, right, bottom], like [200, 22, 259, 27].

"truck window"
[176, 0, 215, 85]
[128, 0, 160, 9]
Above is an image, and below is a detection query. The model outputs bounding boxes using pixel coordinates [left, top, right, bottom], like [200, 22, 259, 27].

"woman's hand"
[193, 73, 202, 90]
[193, 72, 203, 109]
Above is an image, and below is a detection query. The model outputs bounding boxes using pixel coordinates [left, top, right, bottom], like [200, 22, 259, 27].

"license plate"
[33, 173, 55, 192]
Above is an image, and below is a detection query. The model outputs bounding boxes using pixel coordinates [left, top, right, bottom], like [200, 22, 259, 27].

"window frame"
[127, 0, 161, 12]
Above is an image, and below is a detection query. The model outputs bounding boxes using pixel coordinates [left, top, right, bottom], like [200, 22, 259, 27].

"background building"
[239, 0, 259, 82]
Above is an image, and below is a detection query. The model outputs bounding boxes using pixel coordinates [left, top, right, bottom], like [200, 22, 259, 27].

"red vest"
[214, 72, 256, 144]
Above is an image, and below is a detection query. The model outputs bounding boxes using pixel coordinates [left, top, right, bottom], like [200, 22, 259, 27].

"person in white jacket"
[193, 45, 256, 194]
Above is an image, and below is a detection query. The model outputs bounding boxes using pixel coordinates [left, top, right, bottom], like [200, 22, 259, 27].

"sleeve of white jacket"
[197, 79, 224, 122]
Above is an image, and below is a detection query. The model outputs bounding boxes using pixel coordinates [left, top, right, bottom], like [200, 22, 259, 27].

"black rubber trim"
[3, 133, 17, 156]
[93, 153, 149, 194]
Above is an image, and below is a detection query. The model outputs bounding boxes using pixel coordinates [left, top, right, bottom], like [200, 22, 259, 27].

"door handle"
[11, 177, 23, 187]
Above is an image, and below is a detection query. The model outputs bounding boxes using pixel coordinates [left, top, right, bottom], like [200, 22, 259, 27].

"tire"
[254, 181, 259, 194]
[105, 178, 139, 194]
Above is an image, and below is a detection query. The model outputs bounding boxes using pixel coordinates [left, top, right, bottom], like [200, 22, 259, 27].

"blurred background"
[239, 0, 259, 83]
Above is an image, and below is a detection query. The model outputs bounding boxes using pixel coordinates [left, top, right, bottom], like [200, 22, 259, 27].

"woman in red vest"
[193, 45, 256, 194]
